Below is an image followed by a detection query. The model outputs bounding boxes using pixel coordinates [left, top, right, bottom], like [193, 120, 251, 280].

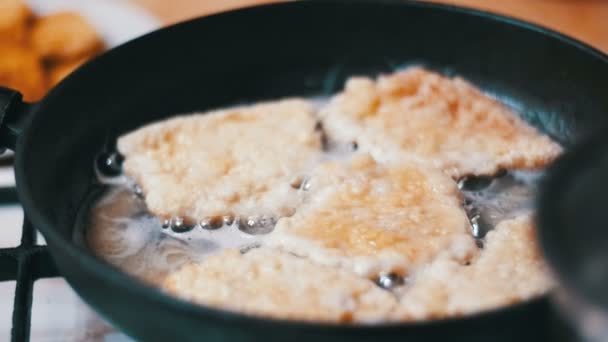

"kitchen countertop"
[132, 0, 608, 53]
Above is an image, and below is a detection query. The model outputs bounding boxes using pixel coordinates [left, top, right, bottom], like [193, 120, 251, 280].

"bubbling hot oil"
[87, 183, 266, 286]
[88, 153, 540, 290]
[459, 170, 538, 245]
[86, 95, 541, 289]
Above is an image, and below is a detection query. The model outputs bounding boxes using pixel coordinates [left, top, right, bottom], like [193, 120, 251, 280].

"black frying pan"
[1, 1, 607, 341]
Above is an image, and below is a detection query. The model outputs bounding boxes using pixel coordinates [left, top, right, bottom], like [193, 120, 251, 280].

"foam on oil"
[87, 184, 265, 285]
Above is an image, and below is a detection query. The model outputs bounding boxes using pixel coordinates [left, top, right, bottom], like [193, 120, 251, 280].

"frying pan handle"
[0, 87, 35, 151]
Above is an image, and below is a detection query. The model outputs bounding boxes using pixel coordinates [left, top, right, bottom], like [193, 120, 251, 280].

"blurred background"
[1, 0, 607, 102]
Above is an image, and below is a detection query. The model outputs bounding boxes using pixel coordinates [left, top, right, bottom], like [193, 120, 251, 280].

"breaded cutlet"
[117, 99, 322, 224]
[320, 68, 562, 178]
[267, 154, 477, 278]
[393, 214, 552, 320]
[163, 247, 398, 323]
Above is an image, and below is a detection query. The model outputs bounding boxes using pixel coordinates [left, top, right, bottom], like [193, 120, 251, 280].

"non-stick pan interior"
[14, 1, 608, 341]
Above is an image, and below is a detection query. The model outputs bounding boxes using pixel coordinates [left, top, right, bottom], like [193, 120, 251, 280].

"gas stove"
[0, 164, 132, 341]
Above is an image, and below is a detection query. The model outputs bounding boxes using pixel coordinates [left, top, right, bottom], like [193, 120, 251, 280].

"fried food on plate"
[320, 67, 562, 178]
[0, 45, 46, 101]
[163, 248, 397, 323]
[267, 154, 477, 278]
[0, 0, 31, 44]
[393, 214, 552, 320]
[117, 99, 322, 224]
[30, 12, 103, 60]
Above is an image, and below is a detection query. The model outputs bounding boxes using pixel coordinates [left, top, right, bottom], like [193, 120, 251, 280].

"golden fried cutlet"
[117, 99, 322, 223]
[394, 214, 552, 320]
[0, 0, 31, 45]
[163, 248, 398, 323]
[320, 68, 562, 178]
[267, 154, 477, 278]
[30, 12, 103, 60]
[0, 45, 46, 101]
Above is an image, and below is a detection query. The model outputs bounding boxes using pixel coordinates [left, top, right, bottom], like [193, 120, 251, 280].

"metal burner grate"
[0, 187, 58, 342]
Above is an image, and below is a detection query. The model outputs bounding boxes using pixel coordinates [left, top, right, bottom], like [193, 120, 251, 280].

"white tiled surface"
[0, 164, 19, 340]
[0, 205, 23, 248]
[30, 278, 133, 342]
[0, 195, 132, 342]
[0, 161, 22, 249]
[0, 185, 131, 341]
[0, 281, 16, 342]
[0, 167, 15, 189]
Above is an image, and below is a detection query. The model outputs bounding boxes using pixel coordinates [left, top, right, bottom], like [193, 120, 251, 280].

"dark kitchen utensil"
[1, 1, 607, 341]
[538, 132, 608, 341]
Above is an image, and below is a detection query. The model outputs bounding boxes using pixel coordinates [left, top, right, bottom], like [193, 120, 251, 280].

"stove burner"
[0, 186, 59, 341]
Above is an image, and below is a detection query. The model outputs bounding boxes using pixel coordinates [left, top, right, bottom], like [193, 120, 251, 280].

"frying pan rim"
[13, 0, 605, 332]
